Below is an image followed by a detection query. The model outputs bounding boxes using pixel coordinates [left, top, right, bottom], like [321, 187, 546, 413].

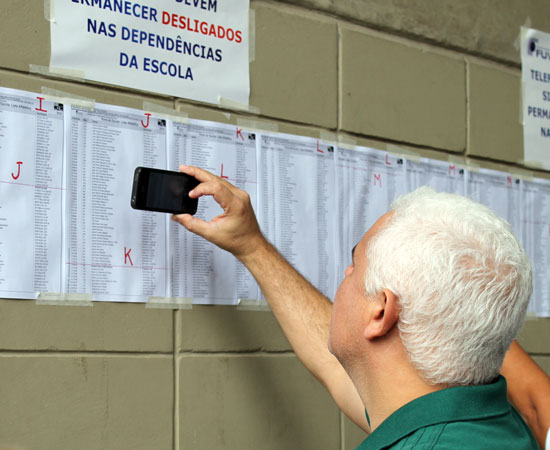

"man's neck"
[361, 372, 444, 430]
[349, 344, 446, 431]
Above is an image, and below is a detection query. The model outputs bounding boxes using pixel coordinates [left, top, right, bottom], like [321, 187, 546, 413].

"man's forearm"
[501, 341, 550, 449]
[239, 237, 336, 381]
[239, 237, 370, 432]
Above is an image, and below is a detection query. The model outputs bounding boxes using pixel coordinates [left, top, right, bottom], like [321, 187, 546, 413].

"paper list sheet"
[258, 133, 338, 299]
[0, 87, 64, 299]
[168, 120, 259, 304]
[64, 103, 167, 302]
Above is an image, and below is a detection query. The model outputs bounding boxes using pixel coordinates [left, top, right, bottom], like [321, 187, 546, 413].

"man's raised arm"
[171, 165, 369, 432]
[501, 341, 550, 449]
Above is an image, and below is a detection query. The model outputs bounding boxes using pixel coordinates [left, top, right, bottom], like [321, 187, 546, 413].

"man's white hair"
[363, 186, 532, 386]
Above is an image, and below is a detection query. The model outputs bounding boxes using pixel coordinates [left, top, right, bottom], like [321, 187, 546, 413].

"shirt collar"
[362, 376, 510, 450]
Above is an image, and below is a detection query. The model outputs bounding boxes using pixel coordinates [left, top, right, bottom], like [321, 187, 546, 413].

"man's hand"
[171, 164, 264, 260]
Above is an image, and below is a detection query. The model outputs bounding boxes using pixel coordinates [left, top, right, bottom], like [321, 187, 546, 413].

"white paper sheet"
[406, 157, 466, 195]
[50, 0, 250, 106]
[0, 87, 64, 299]
[520, 27, 550, 169]
[168, 119, 259, 304]
[521, 178, 550, 317]
[466, 168, 522, 239]
[64, 103, 167, 302]
[258, 133, 338, 299]
[335, 146, 406, 285]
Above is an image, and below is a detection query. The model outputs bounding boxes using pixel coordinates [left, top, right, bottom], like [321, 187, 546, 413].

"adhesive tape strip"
[30, 64, 86, 82]
[42, 87, 95, 110]
[236, 118, 278, 133]
[142, 101, 189, 124]
[514, 19, 532, 51]
[518, 171, 535, 181]
[44, 0, 55, 22]
[218, 96, 260, 115]
[146, 297, 193, 309]
[447, 154, 467, 167]
[319, 130, 338, 145]
[236, 298, 271, 311]
[386, 144, 421, 162]
[519, 159, 544, 172]
[36, 292, 93, 306]
[509, 168, 534, 182]
[465, 159, 480, 172]
[336, 134, 356, 149]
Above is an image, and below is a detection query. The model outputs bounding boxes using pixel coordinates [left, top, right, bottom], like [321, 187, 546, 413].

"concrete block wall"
[0, 1, 549, 449]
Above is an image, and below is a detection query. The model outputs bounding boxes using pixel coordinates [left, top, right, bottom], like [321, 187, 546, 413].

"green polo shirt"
[356, 376, 538, 449]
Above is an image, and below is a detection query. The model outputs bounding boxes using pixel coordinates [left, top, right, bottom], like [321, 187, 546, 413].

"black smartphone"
[131, 166, 200, 214]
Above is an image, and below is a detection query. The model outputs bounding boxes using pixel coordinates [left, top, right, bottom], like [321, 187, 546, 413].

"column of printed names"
[0, 87, 63, 299]
[64, 104, 167, 301]
[466, 168, 522, 238]
[168, 120, 259, 304]
[335, 146, 406, 286]
[258, 133, 337, 299]
[406, 157, 466, 195]
[522, 178, 550, 317]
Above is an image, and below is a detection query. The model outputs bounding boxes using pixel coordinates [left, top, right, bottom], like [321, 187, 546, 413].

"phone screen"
[132, 167, 199, 214]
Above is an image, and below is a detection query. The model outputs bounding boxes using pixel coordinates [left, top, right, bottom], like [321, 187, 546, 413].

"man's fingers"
[180, 164, 241, 195]
[179, 164, 217, 183]
[172, 213, 213, 238]
[187, 180, 235, 213]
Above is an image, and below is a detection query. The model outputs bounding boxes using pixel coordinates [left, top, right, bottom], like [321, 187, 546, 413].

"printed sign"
[521, 27, 550, 169]
[50, 0, 250, 106]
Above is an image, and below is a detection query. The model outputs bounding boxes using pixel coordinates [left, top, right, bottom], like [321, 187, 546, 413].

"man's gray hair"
[363, 186, 532, 386]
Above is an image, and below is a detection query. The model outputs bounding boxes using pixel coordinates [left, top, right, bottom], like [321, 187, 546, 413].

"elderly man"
[173, 165, 549, 449]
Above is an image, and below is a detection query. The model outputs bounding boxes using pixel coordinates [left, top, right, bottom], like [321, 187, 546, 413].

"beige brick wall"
[0, 2, 548, 449]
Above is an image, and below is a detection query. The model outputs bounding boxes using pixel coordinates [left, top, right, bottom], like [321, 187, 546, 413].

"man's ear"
[363, 289, 399, 340]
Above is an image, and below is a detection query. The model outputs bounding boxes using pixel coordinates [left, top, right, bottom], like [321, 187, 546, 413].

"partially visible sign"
[50, 0, 250, 106]
[521, 27, 550, 169]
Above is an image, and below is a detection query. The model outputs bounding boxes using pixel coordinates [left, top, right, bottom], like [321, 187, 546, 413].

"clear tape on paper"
[236, 118, 278, 133]
[465, 159, 480, 172]
[248, 9, 256, 63]
[36, 292, 93, 306]
[44, 0, 55, 22]
[218, 96, 260, 115]
[508, 168, 534, 182]
[514, 19, 532, 51]
[30, 64, 86, 82]
[517, 171, 535, 181]
[42, 87, 95, 110]
[146, 297, 193, 309]
[335, 134, 357, 149]
[386, 144, 421, 162]
[236, 298, 271, 311]
[447, 154, 467, 168]
[143, 101, 189, 124]
[519, 159, 545, 171]
[319, 130, 338, 145]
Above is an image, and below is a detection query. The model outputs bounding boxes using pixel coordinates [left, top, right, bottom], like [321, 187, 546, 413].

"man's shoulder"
[356, 379, 538, 450]
[357, 415, 538, 450]
[386, 418, 538, 450]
